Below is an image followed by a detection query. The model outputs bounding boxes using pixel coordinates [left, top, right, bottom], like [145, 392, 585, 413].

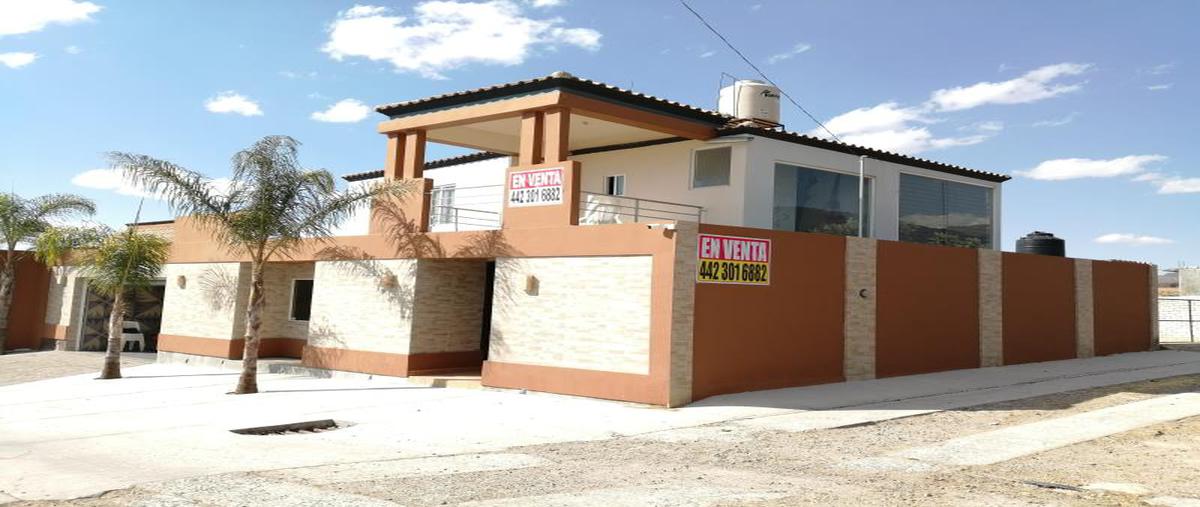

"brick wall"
[490, 256, 653, 375]
[260, 262, 315, 340]
[160, 262, 250, 340]
[308, 259, 417, 354]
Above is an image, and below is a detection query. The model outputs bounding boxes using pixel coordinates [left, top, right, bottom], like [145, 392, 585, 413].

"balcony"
[428, 184, 504, 232]
[578, 192, 704, 225]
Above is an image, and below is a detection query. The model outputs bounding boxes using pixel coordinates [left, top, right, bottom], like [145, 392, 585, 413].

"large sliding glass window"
[773, 163, 871, 237]
[899, 174, 993, 248]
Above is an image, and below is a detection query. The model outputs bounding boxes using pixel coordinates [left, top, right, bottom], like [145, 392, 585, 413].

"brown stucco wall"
[1002, 252, 1077, 365]
[1092, 261, 1152, 355]
[3, 252, 50, 351]
[875, 240, 979, 378]
[690, 225, 846, 400]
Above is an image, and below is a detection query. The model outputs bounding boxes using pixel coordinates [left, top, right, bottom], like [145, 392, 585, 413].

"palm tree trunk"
[0, 250, 16, 355]
[100, 290, 124, 379]
[235, 262, 265, 394]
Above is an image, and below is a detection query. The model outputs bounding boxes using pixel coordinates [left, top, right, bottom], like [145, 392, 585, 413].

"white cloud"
[1032, 112, 1078, 127]
[73, 168, 234, 199]
[1131, 172, 1164, 182]
[815, 102, 994, 154]
[698, 50, 716, 58]
[962, 120, 1004, 133]
[1145, 62, 1175, 75]
[279, 70, 318, 79]
[1156, 177, 1200, 194]
[64, 45, 80, 54]
[322, 1, 601, 79]
[0, 51, 36, 68]
[204, 91, 263, 116]
[927, 63, 1091, 112]
[1017, 155, 1166, 181]
[766, 42, 811, 64]
[1147, 83, 1173, 91]
[0, 0, 101, 36]
[1094, 233, 1173, 246]
[526, 0, 563, 6]
[311, 98, 371, 123]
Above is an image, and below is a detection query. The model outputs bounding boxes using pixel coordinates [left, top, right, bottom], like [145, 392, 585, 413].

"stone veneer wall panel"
[160, 263, 250, 340]
[1149, 263, 1159, 349]
[308, 259, 416, 354]
[260, 262, 315, 340]
[490, 256, 653, 375]
[668, 222, 698, 406]
[844, 237, 877, 381]
[978, 249, 1003, 367]
[410, 260, 487, 354]
[1074, 259, 1095, 358]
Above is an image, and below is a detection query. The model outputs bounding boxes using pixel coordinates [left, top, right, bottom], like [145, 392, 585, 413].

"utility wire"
[678, 0, 842, 142]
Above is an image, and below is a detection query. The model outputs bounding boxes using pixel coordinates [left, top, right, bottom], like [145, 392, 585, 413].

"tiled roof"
[341, 151, 508, 182]
[718, 124, 1011, 182]
[360, 71, 1009, 183]
[375, 71, 731, 124]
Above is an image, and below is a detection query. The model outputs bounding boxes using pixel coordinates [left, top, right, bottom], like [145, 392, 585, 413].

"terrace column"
[503, 108, 580, 228]
[372, 130, 432, 234]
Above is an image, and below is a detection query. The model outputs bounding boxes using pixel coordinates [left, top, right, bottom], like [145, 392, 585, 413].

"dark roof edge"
[127, 219, 176, 227]
[720, 126, 1011, 183]
[375, 75, 729, 126]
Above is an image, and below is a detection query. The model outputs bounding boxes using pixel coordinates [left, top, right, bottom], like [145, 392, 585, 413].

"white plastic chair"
[121, 321, 145, 352]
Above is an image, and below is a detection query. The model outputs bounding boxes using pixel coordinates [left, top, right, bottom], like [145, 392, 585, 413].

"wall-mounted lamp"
[525, 274, 539, 295]
[378, 272, 398, 290]
[176, 275, 187, 289]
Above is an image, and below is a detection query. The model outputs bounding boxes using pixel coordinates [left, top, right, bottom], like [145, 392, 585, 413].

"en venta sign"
[508, 167, 564, 207]
[696, 233, 771, 285]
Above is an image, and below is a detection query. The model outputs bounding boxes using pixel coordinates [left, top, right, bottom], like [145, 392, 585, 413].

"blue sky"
[1, 0, 1195, 267]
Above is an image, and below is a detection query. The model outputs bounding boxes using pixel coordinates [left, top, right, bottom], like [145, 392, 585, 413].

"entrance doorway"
[76, 280, 166, 352]
[479, 261, 496, 361]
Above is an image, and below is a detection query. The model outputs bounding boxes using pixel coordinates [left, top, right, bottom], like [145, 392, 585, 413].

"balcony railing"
[428, 184, 503, 231]
[578, 192, 704, 225]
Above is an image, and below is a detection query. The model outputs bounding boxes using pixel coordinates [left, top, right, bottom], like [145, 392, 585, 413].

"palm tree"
[0, 193, 96, 353]
[40, 221, 169, 378]
[113, 135, 412, 394]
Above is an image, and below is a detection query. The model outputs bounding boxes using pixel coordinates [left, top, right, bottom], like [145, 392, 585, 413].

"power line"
[678, 0, 842, 142]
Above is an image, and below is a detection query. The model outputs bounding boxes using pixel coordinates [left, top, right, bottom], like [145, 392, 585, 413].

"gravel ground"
[16, 374, 1200, 506]
[0, 351, 155, 386]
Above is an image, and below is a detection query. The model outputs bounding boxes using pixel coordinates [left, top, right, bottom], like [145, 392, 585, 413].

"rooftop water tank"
[1016, 231, 1066, 257]
[718, 80, 781, 124]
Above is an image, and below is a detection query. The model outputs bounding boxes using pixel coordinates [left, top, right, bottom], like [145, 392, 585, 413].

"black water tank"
[1016, 231, 1065, 256]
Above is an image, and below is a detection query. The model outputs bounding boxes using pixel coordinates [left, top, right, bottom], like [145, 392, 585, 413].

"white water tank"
[718, 80, 781, 123]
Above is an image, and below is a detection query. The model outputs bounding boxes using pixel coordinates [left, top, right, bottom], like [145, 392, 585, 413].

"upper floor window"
[899, 174, 993, 248]
[692, 147, 731, 188]
[430, 184, 456, 225]
[604, 175, 625, 196]
[289, 279, 314, 321]
[772, 163, 872, 237]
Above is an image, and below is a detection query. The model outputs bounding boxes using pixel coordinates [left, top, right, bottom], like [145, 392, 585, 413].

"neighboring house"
[42, 72, 1156, 406]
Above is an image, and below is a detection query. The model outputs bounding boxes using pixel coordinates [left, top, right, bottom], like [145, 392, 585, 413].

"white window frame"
[690, 146, 733, 189]
[430, 183, 457, 226]
[772, 159, 877, 238]
[604, 174, 626, 196]
[288, 278, 314, 322]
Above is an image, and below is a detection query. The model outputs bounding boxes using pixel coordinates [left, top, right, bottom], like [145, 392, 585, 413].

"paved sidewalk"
[0, 351, 155, 386]
[1, 349, 1198, 503]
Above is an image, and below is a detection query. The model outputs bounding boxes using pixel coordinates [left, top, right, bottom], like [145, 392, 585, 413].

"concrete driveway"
[2, 350, 1200, 504]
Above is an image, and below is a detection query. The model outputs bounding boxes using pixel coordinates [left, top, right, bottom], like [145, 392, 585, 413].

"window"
[899, 174, 993, 248]
[289, 279, 314, 321]
[430, 184, 456, 225]
[604, 175, 625, 196]
[772, 163, 872, 237]
[692, 147, 731, 188]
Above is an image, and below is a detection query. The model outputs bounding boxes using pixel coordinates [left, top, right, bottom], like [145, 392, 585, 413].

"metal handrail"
[1158, 297, 1198, 343]
[579, 192, 704, 224]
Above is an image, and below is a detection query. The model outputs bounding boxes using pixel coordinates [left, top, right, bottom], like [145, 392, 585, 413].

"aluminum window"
[604, 175, 626, 196]
[772, 163, 872, 237]
[430, 184, 456, 225]
[692, 147, 731, 188]
[899, 174, 993, 248]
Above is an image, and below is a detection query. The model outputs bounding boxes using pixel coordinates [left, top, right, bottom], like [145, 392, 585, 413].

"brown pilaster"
[541, 107, 570, 163]
[402, 130, 426, 179]
[384, 134, 404, 180]
[518, 111, 545, 166]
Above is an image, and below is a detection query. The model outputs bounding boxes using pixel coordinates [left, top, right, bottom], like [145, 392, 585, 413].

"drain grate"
[230, 419, 350, 436]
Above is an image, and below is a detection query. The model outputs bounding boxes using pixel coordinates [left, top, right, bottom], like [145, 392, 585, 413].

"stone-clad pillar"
[844, 236, 877, 381]
[1149, 263, 1160, 350]
[1074, 259, 1095, 358]
[978, 249, 1003, 367]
